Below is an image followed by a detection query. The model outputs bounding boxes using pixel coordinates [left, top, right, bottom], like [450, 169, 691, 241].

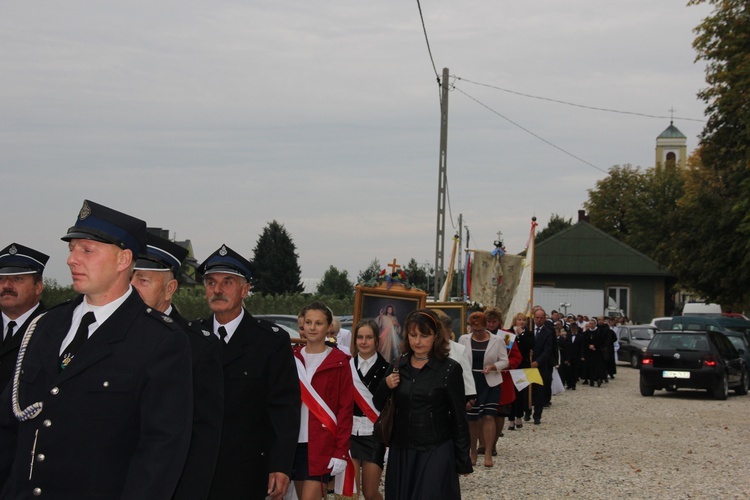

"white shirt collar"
[3, 302, 41, 332]
[213, 309, 245, 343]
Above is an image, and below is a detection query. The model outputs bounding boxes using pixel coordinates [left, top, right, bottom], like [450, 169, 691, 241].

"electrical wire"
[416, 0, 440, 84]
[456, 76, 705, 123]
[453, 85, 609, 174]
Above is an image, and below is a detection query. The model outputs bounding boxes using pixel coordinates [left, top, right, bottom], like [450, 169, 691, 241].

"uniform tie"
[2, 321, 16, 348]
[218, 326, 228, 343]
[60, 312, 96, 371]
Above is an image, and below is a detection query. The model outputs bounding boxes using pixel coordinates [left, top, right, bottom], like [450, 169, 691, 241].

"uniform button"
[50, 387, 59, 395]
[36, 453, 45, 462]
[43, 419, 52, 428]
[102, 381, 110, 388]
[33, 487, 41, 496]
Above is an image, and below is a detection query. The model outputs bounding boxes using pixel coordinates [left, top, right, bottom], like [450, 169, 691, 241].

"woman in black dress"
[374, 309, 472, 499]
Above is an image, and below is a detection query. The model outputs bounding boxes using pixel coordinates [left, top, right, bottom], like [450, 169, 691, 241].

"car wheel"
[639, 376, 655, 396]
[630, 355, 640, 369]
[735, 371, 749, 396]
[713, 373, 729, 400]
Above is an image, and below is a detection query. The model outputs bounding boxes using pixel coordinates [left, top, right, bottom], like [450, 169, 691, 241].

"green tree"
[251, 220, 304, 296]
[316, 266, 354, 299]
[584, 164, 684, 261]
[535, 213, 573, 245]
[356, 258, 381, 284]
[666, 1, 750, 305]
[41, 278, 78, 307]
[404, 258, 431, 292]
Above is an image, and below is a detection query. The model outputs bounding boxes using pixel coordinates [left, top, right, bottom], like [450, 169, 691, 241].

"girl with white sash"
[292, 302, 354, 499]
[349, 319, 389, 500]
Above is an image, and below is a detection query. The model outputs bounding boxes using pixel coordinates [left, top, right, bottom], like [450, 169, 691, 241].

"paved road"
[458, 363, 750, 499]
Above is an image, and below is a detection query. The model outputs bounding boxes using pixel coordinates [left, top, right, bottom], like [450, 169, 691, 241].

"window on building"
[607, 286, 629, 317]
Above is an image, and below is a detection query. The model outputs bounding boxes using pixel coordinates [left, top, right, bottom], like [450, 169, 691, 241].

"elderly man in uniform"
[0, 244, 49, 393]
[131, 232, 223, 500]
[0, 200, 193, 498]
[198, 244, 300, 500]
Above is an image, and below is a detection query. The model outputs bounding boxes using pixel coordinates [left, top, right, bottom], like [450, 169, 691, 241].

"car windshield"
[631, 328, 655, 340]
[650, 333, 710, 352]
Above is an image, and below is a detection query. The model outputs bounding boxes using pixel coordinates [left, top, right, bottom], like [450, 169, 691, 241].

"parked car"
[255, 314, 302, 339]
[617, 325, 657, 368]
[669, 315, 750, 335]
[723, 331, 750, 375]
[681, 302, 723, 316]
[640, 330, 748, 399]
[650, 317, 672, 331]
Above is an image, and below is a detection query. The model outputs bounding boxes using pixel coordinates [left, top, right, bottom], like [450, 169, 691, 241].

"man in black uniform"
[131, 232, 223, 500]
[198, 244, 300, 500]
[0, 200, 193, 498]
[0, 243, 48, 394]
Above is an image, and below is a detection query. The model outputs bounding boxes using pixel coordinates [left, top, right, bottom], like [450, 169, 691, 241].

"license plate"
[663, 371, 690, 379]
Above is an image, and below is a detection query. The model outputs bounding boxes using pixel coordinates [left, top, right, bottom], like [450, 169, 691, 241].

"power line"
[416, 0, 440, 83]
[456, 76, 705, 123]
[452, 85, 609, 174]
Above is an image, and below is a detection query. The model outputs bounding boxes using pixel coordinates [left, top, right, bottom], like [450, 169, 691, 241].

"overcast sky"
[1, 1, 712, 285]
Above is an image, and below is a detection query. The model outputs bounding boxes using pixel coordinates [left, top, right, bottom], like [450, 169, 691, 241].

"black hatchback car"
[639, 330, 748, 400]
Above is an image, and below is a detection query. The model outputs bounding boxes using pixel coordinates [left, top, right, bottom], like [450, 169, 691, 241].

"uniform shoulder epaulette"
[185, 320, 216, 341]
[253, 317, 287, 337]
[144, 307, 183, 332]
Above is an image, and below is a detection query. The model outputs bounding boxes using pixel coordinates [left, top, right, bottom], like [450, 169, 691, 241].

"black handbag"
[373, 393, 394, 445]
[373, 361, 399, 445]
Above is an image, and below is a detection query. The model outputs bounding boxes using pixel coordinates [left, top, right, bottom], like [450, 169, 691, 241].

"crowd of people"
[0, 199, 628, 499]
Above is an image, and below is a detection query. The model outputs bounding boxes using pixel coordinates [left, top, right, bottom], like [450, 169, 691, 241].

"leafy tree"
[316, 266, 354, 299]
[41, 278, 78, 307]
[356, 258, 381, 284]
[251, 220, 304, 295]
[404, 258, 433, 292]
[535, 213, 573, 245]
[666, 1, 750, 305]
[584, 164, 684, 261]
[584, 165, 646, 239]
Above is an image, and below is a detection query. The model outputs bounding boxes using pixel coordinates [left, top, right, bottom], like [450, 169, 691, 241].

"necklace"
[413, 354, 429, 361]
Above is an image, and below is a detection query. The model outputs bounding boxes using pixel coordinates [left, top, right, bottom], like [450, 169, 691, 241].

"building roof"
[657, 122, 686, 139]
[535, 221, 672, 276]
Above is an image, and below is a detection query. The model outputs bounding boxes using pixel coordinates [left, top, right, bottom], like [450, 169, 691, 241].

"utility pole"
[434, 67, 450, 301]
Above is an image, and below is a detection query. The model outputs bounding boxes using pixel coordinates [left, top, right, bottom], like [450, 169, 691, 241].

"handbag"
[373, 360, 399, 445]
[373, 393, 394, 445]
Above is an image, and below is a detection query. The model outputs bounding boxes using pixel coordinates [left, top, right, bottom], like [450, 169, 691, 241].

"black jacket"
[373, 355, 472, 474]
[353, 352, 388, 417]
[0, 302, 45, 395]
[169, 308, 224, 500]
[0, 292, 193, 499]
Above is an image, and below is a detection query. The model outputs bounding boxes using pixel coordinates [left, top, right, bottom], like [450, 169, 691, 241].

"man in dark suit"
[132, 232, 223, 500]
[198, 244, 300, 500]
[530, 308, 554, 425]
[0, 243, 48, 394]
[0, 200, 193, 498]
[559, 322, 583, 390]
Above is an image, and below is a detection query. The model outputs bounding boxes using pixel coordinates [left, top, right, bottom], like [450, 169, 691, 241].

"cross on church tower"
[386, 258, 401, 274]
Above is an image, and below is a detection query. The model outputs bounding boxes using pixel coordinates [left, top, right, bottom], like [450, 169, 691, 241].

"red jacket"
[499, 331, 523, 405]
[293, 346, 354, 475]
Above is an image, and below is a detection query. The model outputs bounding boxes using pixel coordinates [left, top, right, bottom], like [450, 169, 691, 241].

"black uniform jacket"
[169, 308, 223, 500]
[0, 291, 193, 500]
[353, 352, 388, 416]
[0, 302, 45, 395]
[205, 310, 300, 500]
[373, 355, 472, 475]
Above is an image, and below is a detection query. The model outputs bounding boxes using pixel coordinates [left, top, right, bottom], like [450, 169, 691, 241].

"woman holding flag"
[292, 302, 354, 500]
[349, 319, 388, 500]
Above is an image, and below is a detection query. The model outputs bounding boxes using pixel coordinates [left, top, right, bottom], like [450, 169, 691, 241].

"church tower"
[655, 121, 687, 169]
